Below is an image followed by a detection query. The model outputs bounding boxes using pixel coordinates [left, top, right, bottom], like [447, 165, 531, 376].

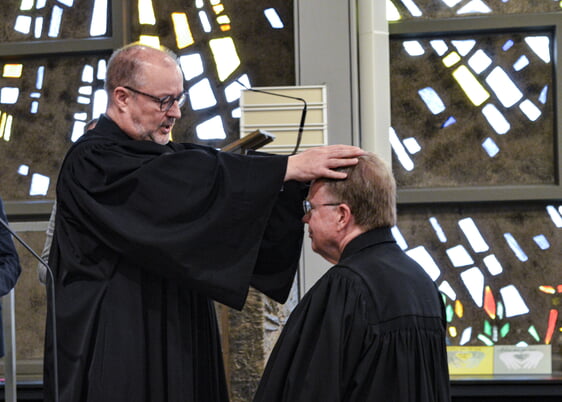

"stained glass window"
[132, 0, 295, 146]
[389, 4, 562, 377]
[0, 0, 294, 203]
[0, 53, 110, 201]
[396, 203, 561, 350]
[390, 30, 556, 189]
[388, 0, 562, 21]
[4, 0, 110, 41]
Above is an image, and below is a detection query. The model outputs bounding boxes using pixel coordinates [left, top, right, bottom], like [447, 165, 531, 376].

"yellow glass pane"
[0, 112, 5, 139]
[138, 0, 156, 25]
[452, 65, 490, 106]
[138, 35, 160, 48]
[217, 15, 230, 24]
[172, 13, 194, 49]
[454, 299, 464, 318]
[213, 4, 225, 14]
[3, 64, 23, 78]
[449, 326, 458, 338]
[209, 37, 240, 81]
[443, 52, 460, 67]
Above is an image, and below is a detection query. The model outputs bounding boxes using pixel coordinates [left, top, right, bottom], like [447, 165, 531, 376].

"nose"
[166, 100, 182, 119]
[302, 213, 310, 224]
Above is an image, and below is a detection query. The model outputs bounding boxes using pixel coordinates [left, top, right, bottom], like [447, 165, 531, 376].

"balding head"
[103, 43, 185, 144]
[105, 44, 180, 103]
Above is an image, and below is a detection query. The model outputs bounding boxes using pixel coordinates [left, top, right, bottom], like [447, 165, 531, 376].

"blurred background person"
[0, 195, 22, 358]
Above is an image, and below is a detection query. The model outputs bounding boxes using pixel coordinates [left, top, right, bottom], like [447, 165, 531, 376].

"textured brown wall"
[221, 283, 298, 401]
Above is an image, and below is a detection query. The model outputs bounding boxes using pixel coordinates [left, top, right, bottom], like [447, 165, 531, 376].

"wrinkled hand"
[284, 145, 365, 182]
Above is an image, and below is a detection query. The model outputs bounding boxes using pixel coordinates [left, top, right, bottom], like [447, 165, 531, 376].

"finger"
[323, 145, 364, 158]
[321, 169, 348, 180]
[326, 157, 359, 169]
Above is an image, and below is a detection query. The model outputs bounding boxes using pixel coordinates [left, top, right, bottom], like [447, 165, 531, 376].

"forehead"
[308, 180, 330, 200]
[140, 58, 183, 90]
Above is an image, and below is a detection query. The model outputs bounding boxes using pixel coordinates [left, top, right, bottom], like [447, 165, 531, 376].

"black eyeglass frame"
[124, 85, 187, 112]
[302, 200, 342, 215]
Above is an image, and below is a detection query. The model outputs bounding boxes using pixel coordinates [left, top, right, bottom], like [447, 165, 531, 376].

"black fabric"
[0, 197, 22, 358]
[254, 227, 451, 402]
[43, 115, 305, 402]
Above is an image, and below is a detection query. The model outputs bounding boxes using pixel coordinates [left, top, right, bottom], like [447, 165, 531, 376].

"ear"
[113, 87, 130, 110]
[335, 203, 353, 230]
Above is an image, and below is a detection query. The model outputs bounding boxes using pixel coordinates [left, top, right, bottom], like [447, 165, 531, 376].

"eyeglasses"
[302, 200, 342, 215]
[124, 86, 187, 112]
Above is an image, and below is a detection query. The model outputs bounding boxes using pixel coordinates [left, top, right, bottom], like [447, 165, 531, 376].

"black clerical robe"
[254, 227, 451, 402]
[44, 115, 305, 402]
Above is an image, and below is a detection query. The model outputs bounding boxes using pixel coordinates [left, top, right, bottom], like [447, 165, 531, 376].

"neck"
[335, 226, 365, 263]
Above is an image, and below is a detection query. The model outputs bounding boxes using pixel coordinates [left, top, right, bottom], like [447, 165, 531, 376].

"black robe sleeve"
[54, 116, 303, 309]
[250, 180, 306, 302]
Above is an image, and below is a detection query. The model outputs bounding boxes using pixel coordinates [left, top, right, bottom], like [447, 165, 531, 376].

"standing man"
[254, 153, 451, 402]
[43, 43, 364, 402]
[0, 196, 22, 358]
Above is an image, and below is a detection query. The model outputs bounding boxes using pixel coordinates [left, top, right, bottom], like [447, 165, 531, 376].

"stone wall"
[220, 282, 299, 401]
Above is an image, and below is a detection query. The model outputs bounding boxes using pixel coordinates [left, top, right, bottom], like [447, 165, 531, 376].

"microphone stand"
[0, 217, 59, 402]
[236, 80, 308, 155]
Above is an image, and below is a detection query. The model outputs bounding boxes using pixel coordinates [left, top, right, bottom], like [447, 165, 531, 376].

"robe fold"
[44, 115, 305, 402]
[254, 228, 451, 402]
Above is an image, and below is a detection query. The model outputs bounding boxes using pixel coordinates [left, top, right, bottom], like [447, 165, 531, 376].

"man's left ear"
[337, 203, 353, 228]
[113, 87, 130, 110]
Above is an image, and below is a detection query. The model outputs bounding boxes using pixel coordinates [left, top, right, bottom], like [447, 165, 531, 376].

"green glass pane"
[528, 324, 541, 342]
[500, 322, 510, 338]
[477, 333, 494, 346]
[446, 303, 454, 322]
[483, 320, 492, 337]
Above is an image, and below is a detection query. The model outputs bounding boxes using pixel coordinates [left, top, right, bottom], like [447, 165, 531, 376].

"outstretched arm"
[284, 145, 364, 182]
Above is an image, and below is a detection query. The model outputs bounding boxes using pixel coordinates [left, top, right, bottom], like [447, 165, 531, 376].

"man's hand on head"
[284, 145, 365, 182]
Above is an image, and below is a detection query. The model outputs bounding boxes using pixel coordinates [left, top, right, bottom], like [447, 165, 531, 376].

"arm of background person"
[0, 198, 22, 297]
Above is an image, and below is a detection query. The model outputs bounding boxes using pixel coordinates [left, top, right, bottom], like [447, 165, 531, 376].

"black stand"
[0, 218, 59, 402]
[221, 129, 275, 154]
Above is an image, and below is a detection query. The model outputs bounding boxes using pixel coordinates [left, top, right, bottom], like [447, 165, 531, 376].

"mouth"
[161, 122, 174, 134]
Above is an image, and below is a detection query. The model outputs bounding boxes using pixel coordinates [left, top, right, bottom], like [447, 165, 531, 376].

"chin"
[151, 134, 170, 145]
